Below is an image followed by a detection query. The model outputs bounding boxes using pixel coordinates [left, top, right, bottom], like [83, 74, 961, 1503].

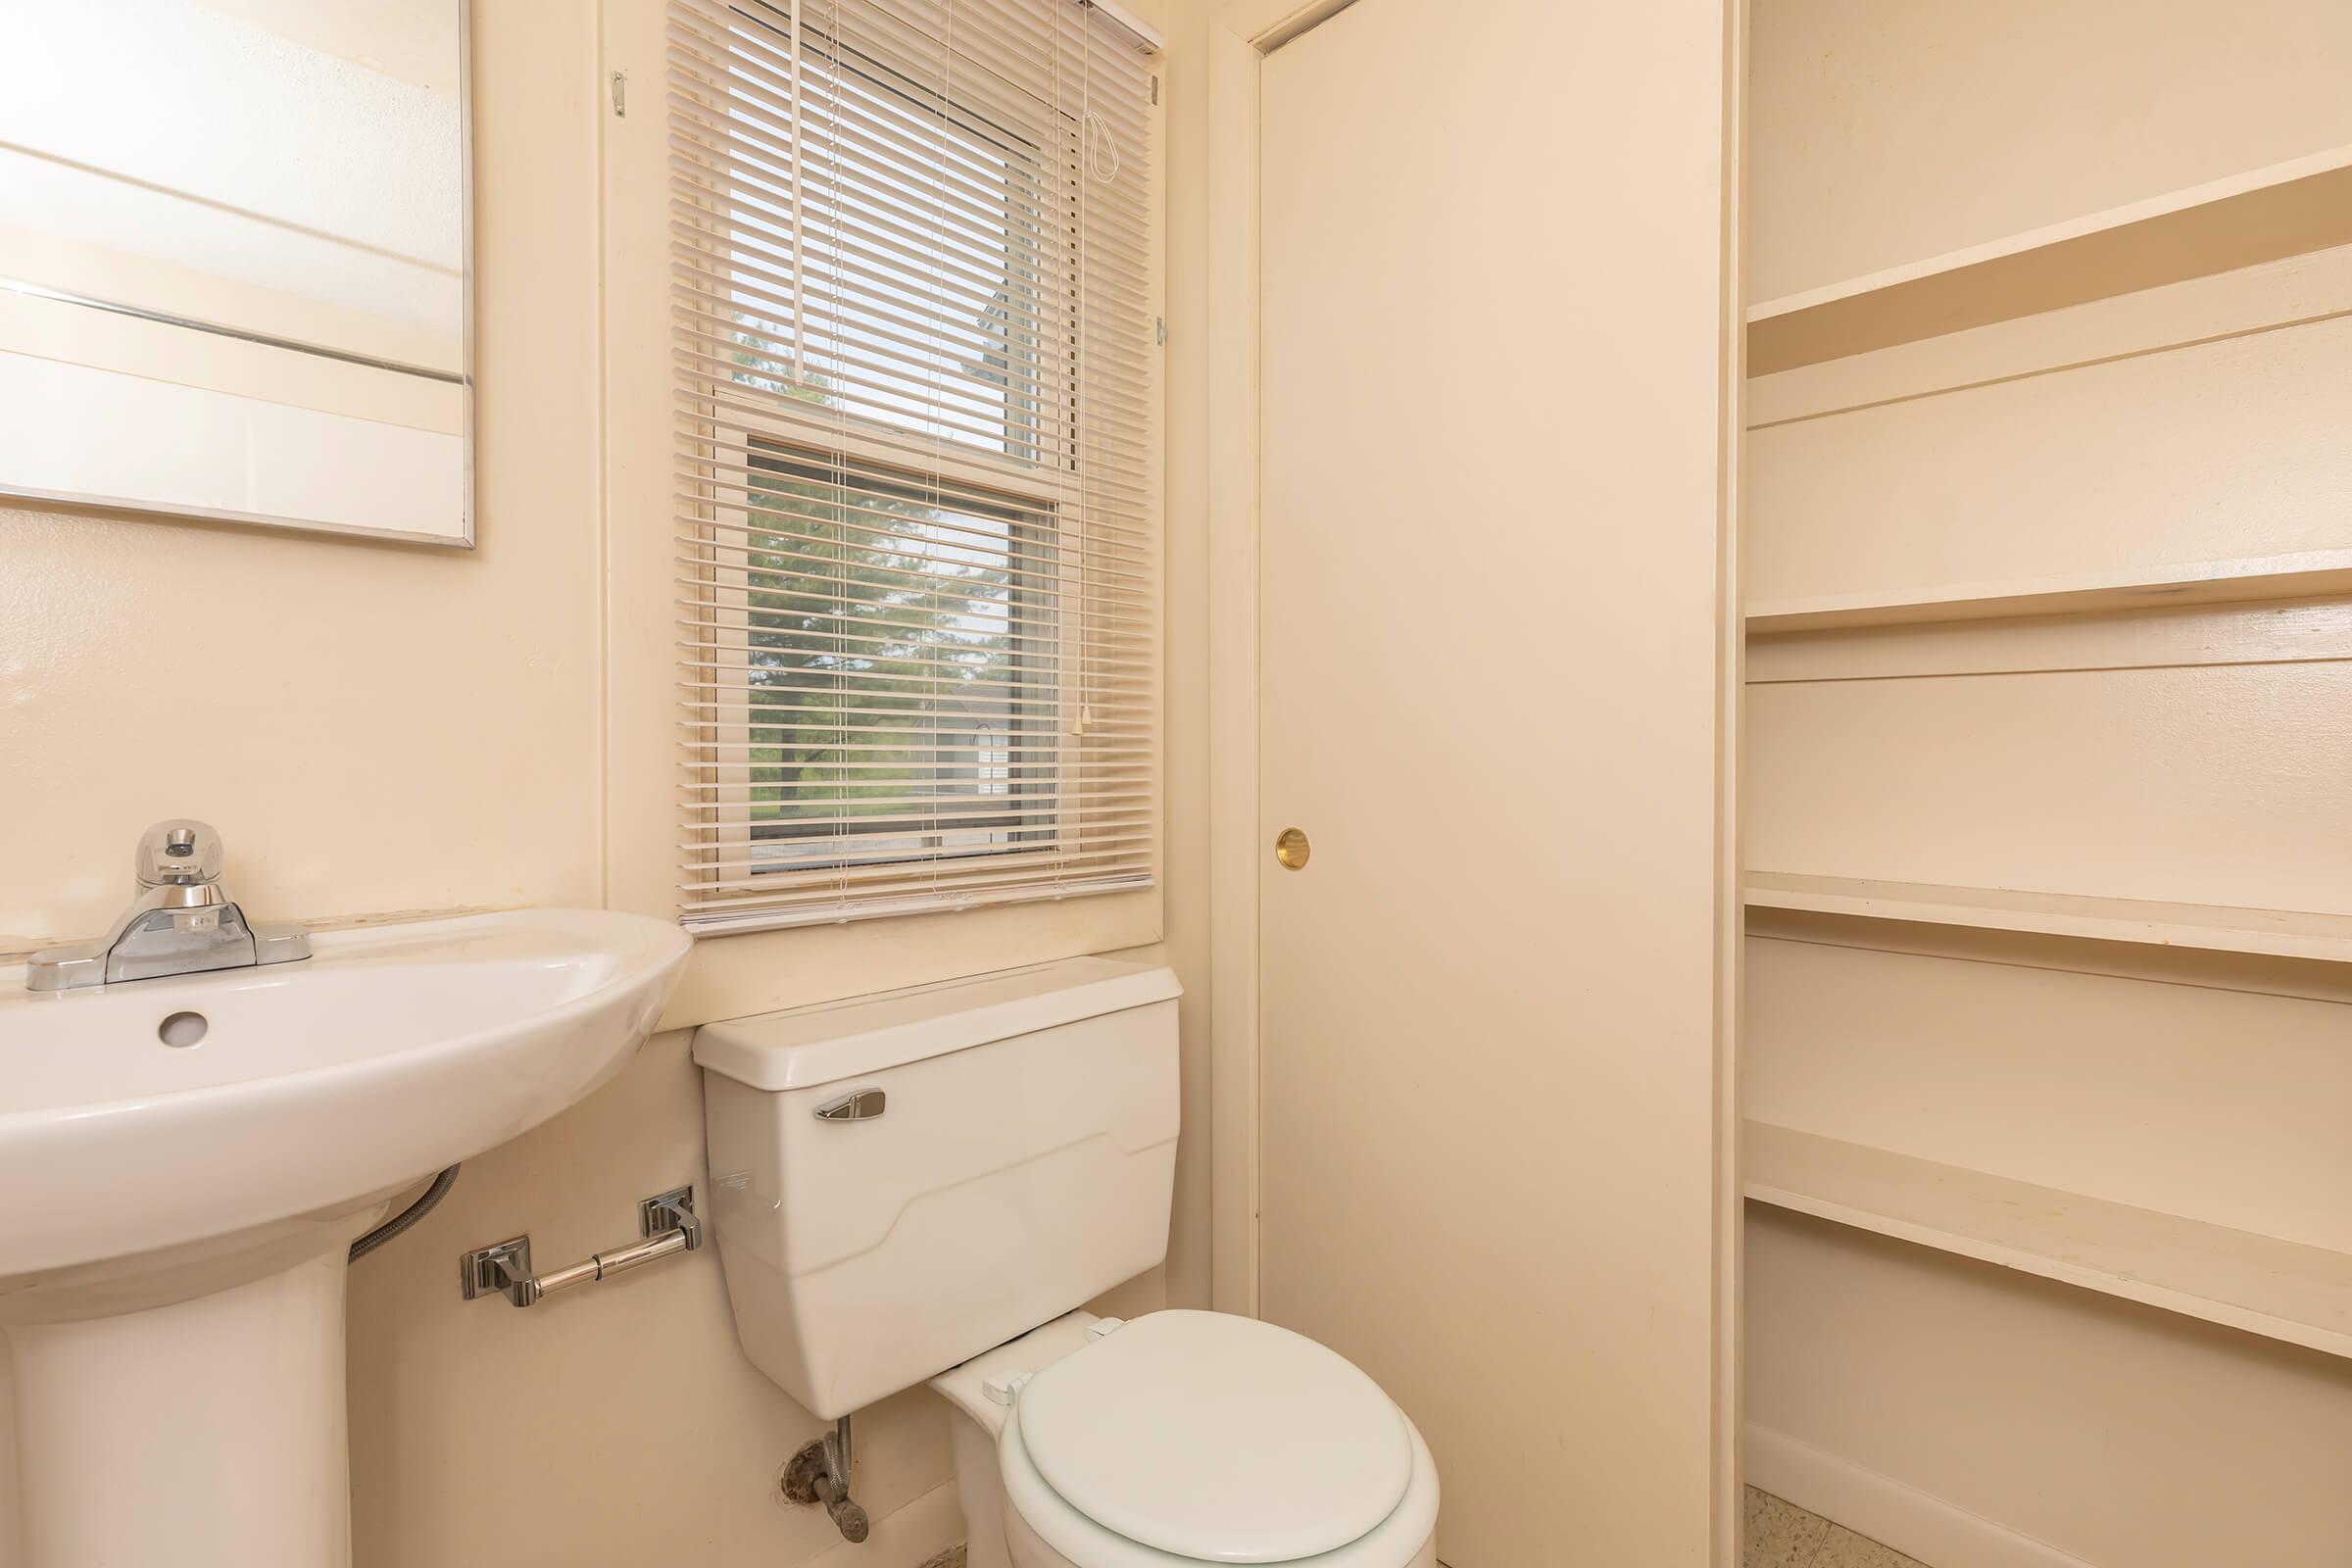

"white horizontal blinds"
[668, 0, 1156, 930]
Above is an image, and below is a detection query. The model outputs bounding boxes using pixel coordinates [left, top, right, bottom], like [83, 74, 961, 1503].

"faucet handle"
[136, 819, 223, 888]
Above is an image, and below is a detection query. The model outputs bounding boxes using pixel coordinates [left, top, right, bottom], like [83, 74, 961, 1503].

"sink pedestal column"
[6, 1245, 353, 1567]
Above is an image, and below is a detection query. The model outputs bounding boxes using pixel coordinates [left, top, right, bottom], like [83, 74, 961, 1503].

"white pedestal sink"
[0, 909, 690, 1567]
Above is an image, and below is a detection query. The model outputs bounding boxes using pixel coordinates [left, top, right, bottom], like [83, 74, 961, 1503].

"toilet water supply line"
[817, 1416, 869, 1543]
[786, 1414, 871, 1541]
[348, 1164, 461, 1263]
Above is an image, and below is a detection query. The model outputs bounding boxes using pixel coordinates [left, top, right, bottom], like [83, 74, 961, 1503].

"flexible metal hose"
[349, 1164, 461, 1263]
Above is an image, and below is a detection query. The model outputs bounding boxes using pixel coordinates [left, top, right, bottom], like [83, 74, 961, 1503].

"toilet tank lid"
[692, 956, 1180, 1091]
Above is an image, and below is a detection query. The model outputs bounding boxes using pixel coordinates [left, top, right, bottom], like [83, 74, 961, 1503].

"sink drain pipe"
[349, 1165, 461, 1263]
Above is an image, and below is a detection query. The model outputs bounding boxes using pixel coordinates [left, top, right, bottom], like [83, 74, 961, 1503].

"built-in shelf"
[1745, 1121, 2352, 1360]
[1746, 144, 2352, 374]
[1746, 872, 2352, 966]
[1746, 548, 2352, 635]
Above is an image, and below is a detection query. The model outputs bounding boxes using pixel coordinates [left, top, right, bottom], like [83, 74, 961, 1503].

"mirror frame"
[0, 0, 475, 549]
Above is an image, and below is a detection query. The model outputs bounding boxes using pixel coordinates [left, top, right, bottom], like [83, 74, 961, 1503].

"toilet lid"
[1013, 1311, 1414, 1564]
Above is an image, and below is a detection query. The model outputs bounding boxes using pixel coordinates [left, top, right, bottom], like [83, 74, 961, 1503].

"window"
[737, 443, 1058, 872]
[668, 0, 1156, 930]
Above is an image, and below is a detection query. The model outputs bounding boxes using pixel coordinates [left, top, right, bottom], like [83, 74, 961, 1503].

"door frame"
[1202, 0, 1748, 1557]
[1204, 0, 1366, 1327]
[1200, 0, 1308, 1327]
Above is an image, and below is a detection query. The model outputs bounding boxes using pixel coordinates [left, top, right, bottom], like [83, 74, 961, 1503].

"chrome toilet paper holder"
[459, 1186, 700, 1308]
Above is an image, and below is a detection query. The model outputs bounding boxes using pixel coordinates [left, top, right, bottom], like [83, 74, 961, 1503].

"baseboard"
[1745, 1424, 2098, 1568]
[807, 1478, 965, 1568]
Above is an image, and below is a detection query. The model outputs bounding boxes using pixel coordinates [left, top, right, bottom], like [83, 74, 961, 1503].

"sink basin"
[0, 908, 690, 1567]
[1, 908, 689, 1293]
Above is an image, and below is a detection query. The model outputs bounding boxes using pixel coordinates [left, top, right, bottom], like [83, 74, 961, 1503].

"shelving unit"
[1746, 548, 2352, 635]
[1745, 872, 2352, 965]
[1744, 1121, 2352, 1360]
[1746, 144, 2352, 375]
[1737, 17, 2352, 1550]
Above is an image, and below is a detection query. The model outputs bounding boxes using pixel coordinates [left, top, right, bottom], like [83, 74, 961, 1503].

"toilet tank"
[692, 956, 1180, 1418]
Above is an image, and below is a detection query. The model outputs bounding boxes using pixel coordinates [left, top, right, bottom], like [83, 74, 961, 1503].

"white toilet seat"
[993, 1311, 1441, 1568]
[1001, 1400, 1439, 1568]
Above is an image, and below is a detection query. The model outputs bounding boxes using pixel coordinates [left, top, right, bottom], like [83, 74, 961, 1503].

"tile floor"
[1746, 1487, 1932, 1568]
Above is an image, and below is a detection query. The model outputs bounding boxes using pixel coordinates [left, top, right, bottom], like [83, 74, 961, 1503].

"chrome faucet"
[25, 820, 311, 993]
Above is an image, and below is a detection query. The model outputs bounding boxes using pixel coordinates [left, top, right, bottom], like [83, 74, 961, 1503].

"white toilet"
[693, 956, 1440, 1568]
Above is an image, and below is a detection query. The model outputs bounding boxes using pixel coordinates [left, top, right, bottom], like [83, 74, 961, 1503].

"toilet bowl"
[691, 958, 1440, 1568]
[932, 1311, 1440, 1568]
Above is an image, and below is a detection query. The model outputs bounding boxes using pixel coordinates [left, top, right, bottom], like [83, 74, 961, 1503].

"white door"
[1254, 1, 1738, 1562]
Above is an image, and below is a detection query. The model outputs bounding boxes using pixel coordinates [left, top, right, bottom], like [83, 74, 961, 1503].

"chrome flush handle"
[814, 1088, 887, 1122]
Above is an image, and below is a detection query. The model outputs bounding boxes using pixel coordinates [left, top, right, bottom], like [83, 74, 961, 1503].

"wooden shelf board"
[1745, 1121, 2352, 1360]
[1746, 144, 2352, 374]
[1747, 549, 2352, 634]
[1745, 872, 2352, 966]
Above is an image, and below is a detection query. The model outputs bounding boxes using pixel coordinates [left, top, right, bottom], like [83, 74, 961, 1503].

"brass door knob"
[1274, 827, 1311, 870]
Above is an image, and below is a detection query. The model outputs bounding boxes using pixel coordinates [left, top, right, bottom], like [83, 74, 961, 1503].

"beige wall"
[0, 2, 1200, 1565]
[1748, 0, 2352, 301]
[1745, 2, 2352, 1563]
[1749, 1209, 2352, 1568]
[0, 1, 603, 958]
[1155, 0, 1218, 1327]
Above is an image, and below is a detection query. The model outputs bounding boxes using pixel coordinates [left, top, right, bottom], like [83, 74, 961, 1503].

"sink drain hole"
[158, 1010, 209, 1048]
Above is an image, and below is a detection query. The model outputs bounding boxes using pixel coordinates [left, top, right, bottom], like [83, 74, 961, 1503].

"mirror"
[0, 0, 471, 545]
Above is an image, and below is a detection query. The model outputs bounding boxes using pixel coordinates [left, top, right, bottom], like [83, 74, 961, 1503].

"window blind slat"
[675, 402, 1160, 510]
[675, 665, 1154, 696]
[675, 584, 1156, 640]
[682, 877, 1151, 931]
[676, 529, 1152, 593]
[669, 383, 1157, 488]
[672, 605, 1156, 663]
[675, 512, 1152, 581]
[673, 789, 1156, 816]
[669, 282, 1157, 416]
[680, 844, 1159, 903]
[670, 445, 1157, 531]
